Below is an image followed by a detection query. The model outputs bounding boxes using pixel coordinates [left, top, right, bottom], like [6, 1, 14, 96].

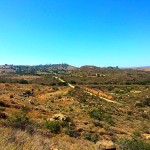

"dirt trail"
[79, 86, 122, 104]
[53, 76, 75, 88]
[54, 75, 121, 104]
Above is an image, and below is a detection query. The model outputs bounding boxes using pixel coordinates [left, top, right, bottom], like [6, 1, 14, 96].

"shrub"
[44, 121, 61, 134]
[83, 132, 91, 141]
[57, 82, 67, 86]
[61, 121, 69, 128]
[65, 129, 80, 138]
[69, 80, 76, 84]
[142, 98, 150, 107]
[133, 131, 141, 137]
[10, 95, 14, 98]
[135, 98, 150, 107]
[0, 101, 5, 107]
[7, 108, 33, 132]
[18, 79, 28, 84]
[91, 133, 99, 143]
[89, 108, 105, 121]
[83, 132, 99, 143]
[69, 107, 74, 111]
[105, 115, 114, 125]
[0, 107, 5, 111]
[50, 99, 54, 103]
[93, 121, 103, 127]
[116, 138, 150, 150]
[80, 97, 87, 103]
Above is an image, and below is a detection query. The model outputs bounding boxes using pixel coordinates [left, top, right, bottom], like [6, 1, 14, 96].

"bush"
[89, 108, 105, 121]
[135, 98, 150, 107]
[7, 108, 33, 132]
[18, 79, 28, 84]
[65, 129, 80, 138]
[83, 132, 99, 143]
[69, 107, 74, 111]
[61, 121, 69, 128]
[10, 95, 14, 98]
[57, 82, 67, 86]
[142, 98, 150, 107]
[69, 80, 76, 84]
[50, 99, 54, 103]
[105, 115, 114, 125]
[45, 121, 61, 134]
[91, 133, 99, 143]
[0, 107, 5, 111]
[0, 101, 5, 107]
[93, 121, 103, 127]
[80, 97, 87, 103]
[117, 138, 150, 150]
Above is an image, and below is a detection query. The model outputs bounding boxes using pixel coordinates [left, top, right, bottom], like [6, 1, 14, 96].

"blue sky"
[0, 0, 150, 67]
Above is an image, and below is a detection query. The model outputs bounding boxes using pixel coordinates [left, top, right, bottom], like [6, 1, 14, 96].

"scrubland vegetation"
[0, 66, 150, 149]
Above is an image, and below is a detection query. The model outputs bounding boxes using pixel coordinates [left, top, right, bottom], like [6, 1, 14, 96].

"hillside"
[0, 68, 150, 150]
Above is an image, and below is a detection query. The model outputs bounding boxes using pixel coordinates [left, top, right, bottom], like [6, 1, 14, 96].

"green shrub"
[69, 107, 74, 111]
[0, 101, 5, 107]
[45, 121, 61, 134]
[89, 108, 105, 121]
[50, 99, 54, 103]
[133, 131, 141, 137]
[0, 107, 5, 111]
[83, 132, 99, 143]
[91, 133, 99, 143]
[80, 97, 87, 103]
[93, 121, 103, 127]
[61, 121, 69, 128]
[142, 98, 150, 107]
[105, 115, 114, 125]
[7, 108, 33, 132]
[65, 129, 80, 138]
[18, 79, 28, 84]
[117, 138, 150, 150]
[135, 98, 150, 107]
[84, 132, 91, 140]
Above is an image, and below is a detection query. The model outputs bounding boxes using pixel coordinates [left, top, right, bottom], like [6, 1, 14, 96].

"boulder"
[142, 134, 150, 140]
[50, 114, 70, 122]
[96, 140, 116, 150]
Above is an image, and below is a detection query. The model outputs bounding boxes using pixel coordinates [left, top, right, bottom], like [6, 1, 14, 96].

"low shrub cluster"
[6, 107, 35, 133]
[89, 108, 114, 125]
[116, 138, 150, 150]
[83, 132, 99, 143]
[44, 121, 61, 134]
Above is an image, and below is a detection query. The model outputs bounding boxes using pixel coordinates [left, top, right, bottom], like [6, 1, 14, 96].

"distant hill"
[75, 65, 120, 73]
[0, 65, 15, 73]
[0, 64, 77, 74]
[133, 66, 150, 72]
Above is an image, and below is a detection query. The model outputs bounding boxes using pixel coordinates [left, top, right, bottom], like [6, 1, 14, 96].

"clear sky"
[0, 0, 150, 67]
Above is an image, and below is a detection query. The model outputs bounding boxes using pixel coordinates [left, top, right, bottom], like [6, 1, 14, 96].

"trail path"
[53, 75, 121, 104]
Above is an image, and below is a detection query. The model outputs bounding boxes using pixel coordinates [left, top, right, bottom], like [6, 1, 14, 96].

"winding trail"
[83, 88, 121, 105]
[53, 75, 121, 105]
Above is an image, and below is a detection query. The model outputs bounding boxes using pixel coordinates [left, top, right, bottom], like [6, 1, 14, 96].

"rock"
[142, 134, 150, 140]
[97, 128, 107, 135]
[96, 140, 116, 150]
[50, 114, 70, 122]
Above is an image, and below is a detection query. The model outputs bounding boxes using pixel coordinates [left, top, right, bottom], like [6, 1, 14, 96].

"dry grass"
[0, 126, 95, 150]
